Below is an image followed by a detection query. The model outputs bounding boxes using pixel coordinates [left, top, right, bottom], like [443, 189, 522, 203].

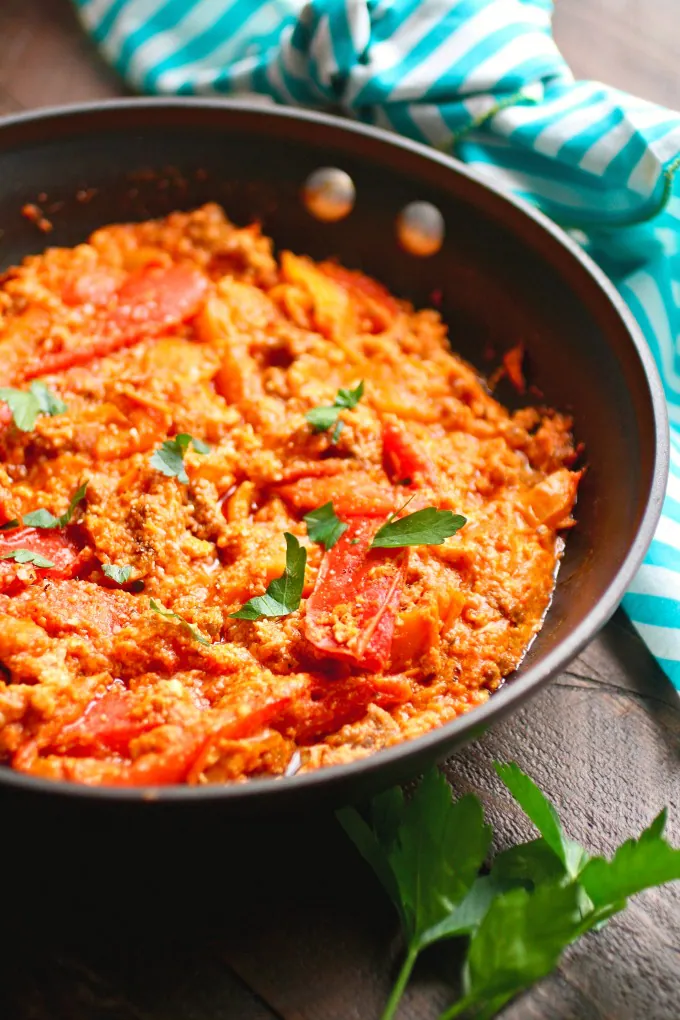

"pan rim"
[0, 97, 669, 803]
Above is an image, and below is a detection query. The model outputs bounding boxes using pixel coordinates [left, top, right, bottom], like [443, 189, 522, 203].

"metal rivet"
[397, 201, 444, 256]
[302, 168, 355, 222]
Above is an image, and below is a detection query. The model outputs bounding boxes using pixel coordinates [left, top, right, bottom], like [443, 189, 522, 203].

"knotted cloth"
[74, 0, 680, 688]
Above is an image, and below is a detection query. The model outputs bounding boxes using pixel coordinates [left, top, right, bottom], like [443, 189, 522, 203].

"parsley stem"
[381, 944, 419, 1020]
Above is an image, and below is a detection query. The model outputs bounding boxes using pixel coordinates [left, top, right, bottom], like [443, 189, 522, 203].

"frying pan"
[0, 99, 668, 812]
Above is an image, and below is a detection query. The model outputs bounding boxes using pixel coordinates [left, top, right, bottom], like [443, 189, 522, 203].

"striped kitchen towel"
[74, 0, 680, 688]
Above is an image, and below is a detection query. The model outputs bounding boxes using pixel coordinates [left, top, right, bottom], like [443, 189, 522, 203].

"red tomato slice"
[305, 517, 408, 670]
[0, 526, 84, 592]
[53, 685, 156, 758]
[382, 421, 437, 486]
[25, 264, 208, 379]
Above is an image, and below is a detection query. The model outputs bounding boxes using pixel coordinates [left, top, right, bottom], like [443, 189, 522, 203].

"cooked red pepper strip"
[275, 675, 411, 744]
[305, 517, 407, 670]
[53, 685, 156, 758]
[0, 526, 85, 593]
[24, 264, 208, 379]
[382, 421, 437, 486]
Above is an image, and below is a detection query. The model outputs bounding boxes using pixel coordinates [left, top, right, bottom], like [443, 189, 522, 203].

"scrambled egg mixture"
[0, 205, 580, 785]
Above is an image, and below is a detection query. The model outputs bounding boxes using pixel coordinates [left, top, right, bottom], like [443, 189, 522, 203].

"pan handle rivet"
[397, 201, 444, 256]
[302, 168, 355, 222]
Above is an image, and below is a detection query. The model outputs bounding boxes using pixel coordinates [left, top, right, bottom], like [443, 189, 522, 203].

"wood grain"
[0, 3, 679, 1019]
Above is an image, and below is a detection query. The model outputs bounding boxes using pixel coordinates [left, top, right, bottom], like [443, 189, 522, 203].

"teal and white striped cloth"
[75, 0, 680, 689]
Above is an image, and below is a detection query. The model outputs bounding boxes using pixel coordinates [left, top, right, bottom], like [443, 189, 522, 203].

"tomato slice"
[53, 685, 156, 758]
[382, 421, 437, 486]
[0, 526, 84, 592]
[305, 517, 408, 670]
[25, 264, 209, 379]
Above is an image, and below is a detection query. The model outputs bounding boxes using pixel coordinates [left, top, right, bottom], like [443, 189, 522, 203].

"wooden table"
[0, 3, 678, 1018]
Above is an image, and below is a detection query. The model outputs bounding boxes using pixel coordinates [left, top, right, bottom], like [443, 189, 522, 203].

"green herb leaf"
[370, 507, 467, 549]
[150, 433, 210, 484]
[334, 381, 365, 409]
[580, 809, 680, 910]
[149, 597, 211, 645]
[30, 382, 68, 418]
[0, 382, 67, 432]
[230, 533, 307, 621]
[305, 381, 364, 438]
[303, 502, 348, 550]
[0, 548, 55, 568]
[102, 564, 132, 585]
[305, 406, 341, 432]
[0, 519, 20, 532]
[495, 762, 588, 878]
[23, 481, 88, 530]
[445, 881, 586, 1020]
[390, 773, 492, 947]
[338, 763, 680, 1020]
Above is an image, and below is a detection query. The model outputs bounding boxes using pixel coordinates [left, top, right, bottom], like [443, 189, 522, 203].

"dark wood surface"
[0, 3, 679, 1018]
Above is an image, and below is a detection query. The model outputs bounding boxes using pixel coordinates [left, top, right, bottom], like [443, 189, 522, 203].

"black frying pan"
[0, 99, 668, 812]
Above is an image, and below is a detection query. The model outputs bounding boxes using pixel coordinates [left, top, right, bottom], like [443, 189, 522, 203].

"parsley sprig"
[304, 502, 348, 550]
[370, 503, 467, 549]
[0, 382, 67, 432]
[22, 482, 88, 529]
[149, 597, 211, 645]
[230, 533, 307, 621]
[0, 549, 55, 568]
[305, 381, 364, 442]
[150, 433, 210, 484]
[338, 763, 680, 1020]
[103, 564, 132, 585]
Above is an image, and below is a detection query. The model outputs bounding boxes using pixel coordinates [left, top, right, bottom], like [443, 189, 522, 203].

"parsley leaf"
[579, 809, 680, 910]
[102, 564, 132, 585]
[150, 433, 210, 484]
[370, 506, 467, 549]
[22, 482, 88, 530]
[495, 762, 588, 879]
[230, 533, 307, 621]
[0, 549, 55, 568]
[0, 382, 67, 432]
[303, 502, 348, 550]
[0, 520, 19, 532]
[338, 762, 680, 1020]
[305, 381, 364, 439]
[149, 597, 211, 645]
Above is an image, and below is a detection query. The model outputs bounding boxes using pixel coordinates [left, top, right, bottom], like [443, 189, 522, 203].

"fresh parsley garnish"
[150, 433, 210, 484]
[230, 533, 307, 621]
[0, 519, 20, 532]
[0, 382, 67, 432]
[22, 482, 88, 529]
[149, 597, 211, 645]
[305, 381, 364, 442]
[102, 564, 132, 585]
[303, 502, 348, 551]
[370, 506, 466, 549]
[338, 763, 680, 1020]
[0, 549, 55, 568]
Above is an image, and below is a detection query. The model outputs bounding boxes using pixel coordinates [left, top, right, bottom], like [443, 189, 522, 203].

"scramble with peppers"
[0, 205, 580, 786]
